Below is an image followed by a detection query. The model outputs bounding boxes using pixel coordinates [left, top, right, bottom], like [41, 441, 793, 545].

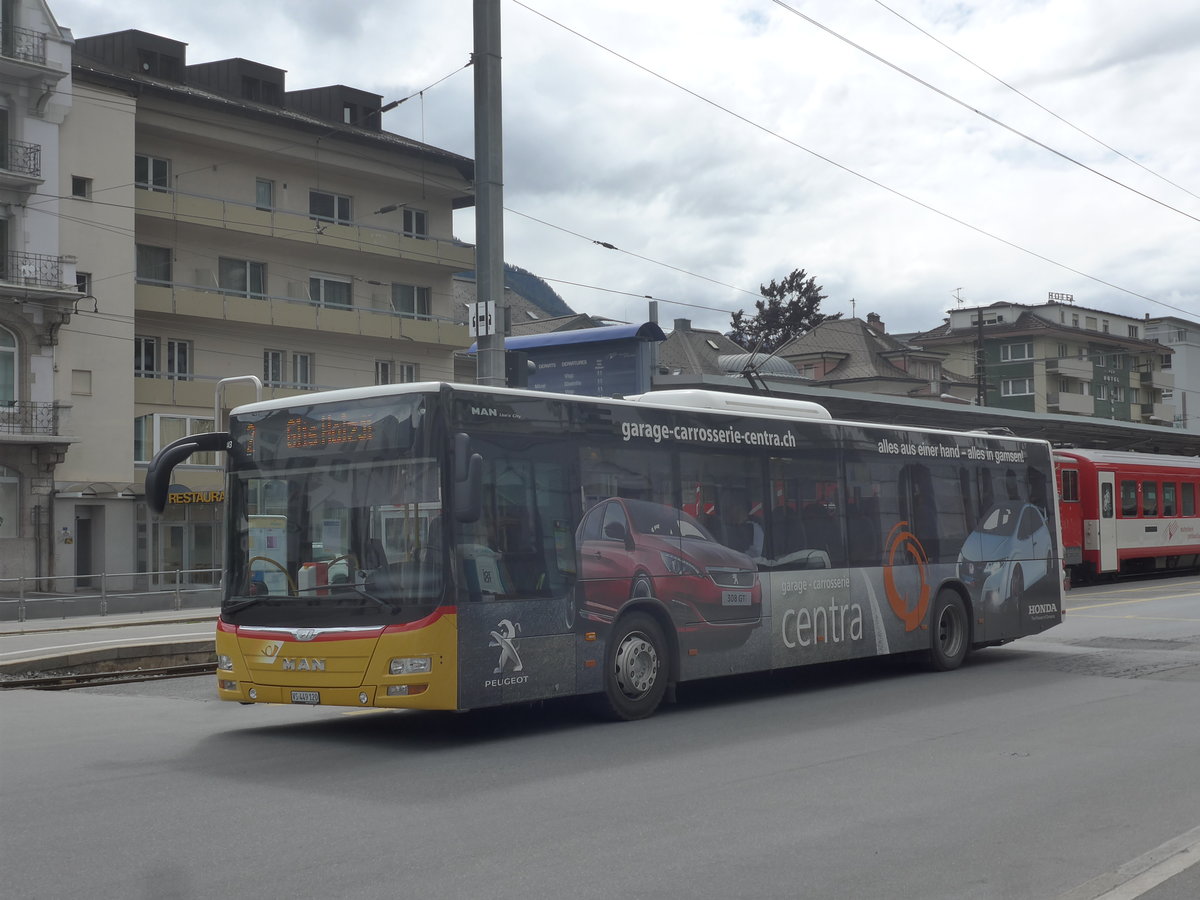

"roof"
[779, 318, 966, 386]
[71, 56, 475, 183]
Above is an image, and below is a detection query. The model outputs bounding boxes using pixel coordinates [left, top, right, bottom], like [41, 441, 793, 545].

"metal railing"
[0, 401, 59, 435]
[0, 568, 222, 623]
[0, 139, 41, 177]
[2, 251, 64, 289]
[1, 25, 47, 65]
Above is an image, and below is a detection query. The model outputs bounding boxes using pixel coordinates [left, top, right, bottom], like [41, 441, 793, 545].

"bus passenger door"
[1097, 472, 1118, 573]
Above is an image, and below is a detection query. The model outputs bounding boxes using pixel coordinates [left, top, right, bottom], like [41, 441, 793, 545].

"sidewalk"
[0, 610, 219, 676]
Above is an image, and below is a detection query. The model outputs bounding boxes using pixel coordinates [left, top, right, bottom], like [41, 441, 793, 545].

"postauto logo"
[883, 521, 930, 632]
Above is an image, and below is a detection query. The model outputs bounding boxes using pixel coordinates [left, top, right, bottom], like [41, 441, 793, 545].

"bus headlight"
[217, 654, 234, 671]
[390, 657, 432, 675]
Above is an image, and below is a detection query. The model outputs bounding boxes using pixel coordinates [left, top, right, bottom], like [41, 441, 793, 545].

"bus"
[147, 382, 1064, 720]
[1056, 448, 1200, 582]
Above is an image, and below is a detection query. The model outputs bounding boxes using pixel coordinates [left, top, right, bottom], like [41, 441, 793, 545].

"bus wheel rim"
[938, 606, 962, 656]
[614, 631, 658, 699]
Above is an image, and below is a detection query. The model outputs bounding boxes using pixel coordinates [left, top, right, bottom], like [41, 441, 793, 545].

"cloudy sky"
[50, 0, 1200, 335]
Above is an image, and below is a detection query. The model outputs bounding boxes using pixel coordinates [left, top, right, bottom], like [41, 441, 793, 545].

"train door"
[1097, 472, 1118, 572]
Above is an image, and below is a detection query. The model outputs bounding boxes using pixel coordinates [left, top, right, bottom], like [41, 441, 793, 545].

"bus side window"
[1183, 483, 1196, 517]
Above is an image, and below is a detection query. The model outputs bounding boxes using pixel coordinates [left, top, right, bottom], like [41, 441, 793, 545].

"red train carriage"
[1055, 449, 1200, 582]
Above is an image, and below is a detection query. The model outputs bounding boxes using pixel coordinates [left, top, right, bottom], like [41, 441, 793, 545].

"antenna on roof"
[953, 287, 965, 307]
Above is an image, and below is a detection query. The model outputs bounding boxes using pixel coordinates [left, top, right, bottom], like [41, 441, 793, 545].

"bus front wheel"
[925, 589, 969, 672]
[595, 612, 669, 721]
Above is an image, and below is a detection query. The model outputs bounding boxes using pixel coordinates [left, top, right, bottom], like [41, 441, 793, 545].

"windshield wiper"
[330, 581, 401, 613]
[224, 594, 279, 614]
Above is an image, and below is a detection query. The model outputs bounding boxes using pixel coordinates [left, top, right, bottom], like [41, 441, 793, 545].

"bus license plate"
[722, 590, 752, 607]
[291, 691, 320, 704]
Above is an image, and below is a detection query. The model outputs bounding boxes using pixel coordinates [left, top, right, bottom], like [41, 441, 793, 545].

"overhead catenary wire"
[767, 0, 1200, 226]
[871, 0, 1200, 204]
[510, 0, 1197, 320]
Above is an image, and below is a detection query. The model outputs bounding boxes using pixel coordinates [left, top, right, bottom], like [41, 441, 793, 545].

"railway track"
[1, 662, 216, 691]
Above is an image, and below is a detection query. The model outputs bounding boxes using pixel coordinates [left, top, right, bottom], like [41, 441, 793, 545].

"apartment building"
[912, 300, 1175, 425]
[0, 0, 76, 583]
[47, 28, 475, 586]
[1143, 316, 1200, 433]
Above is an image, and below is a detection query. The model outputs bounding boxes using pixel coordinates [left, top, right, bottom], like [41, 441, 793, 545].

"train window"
[1060, 469, 1079, 502]
[1120, 480, 1138, 517]
[1163, 483, 1177, 517]
[1184, 483, 1196, 516]
[1141, 481, 1158, 517]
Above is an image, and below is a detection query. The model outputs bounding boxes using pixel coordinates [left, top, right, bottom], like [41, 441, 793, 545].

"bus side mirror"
[146, 431, 232, 515]
[453, 432, 482, 523]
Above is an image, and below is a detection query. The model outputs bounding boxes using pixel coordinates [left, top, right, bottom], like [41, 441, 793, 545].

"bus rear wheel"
[595, 612, 669, 721]
[925, 589, 969, 671]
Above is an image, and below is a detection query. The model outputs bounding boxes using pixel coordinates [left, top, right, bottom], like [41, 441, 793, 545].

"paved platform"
[0, 611, 219, 675]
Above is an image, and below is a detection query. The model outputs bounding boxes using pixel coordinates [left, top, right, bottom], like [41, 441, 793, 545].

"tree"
[727, 268, 839, 353]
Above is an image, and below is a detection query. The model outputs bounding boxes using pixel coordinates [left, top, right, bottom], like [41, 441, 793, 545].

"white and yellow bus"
[147, 382, 1063, 720]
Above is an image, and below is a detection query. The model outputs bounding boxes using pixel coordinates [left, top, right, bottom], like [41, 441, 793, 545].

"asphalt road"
[3, 576, 1199, 900]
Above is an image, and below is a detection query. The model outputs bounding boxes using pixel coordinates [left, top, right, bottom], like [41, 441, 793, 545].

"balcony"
[135, 281, 471, 349]
[0, 139, 42, 188]
[1046, 356, 1093, 380]
[0, 401, 58, 435]
[1140, 368, 1174, 391]
[135, 189, 475, 270]
[1140, 401, 1175, 425]
[0, 25, 46, 67]
[1046, 391, 1094, 415]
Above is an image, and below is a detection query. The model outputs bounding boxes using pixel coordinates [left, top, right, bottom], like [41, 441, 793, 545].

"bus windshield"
[226, 457, 443, 625]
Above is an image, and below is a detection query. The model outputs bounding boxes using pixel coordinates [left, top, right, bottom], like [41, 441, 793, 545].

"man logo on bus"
[489, 619, 523, 675]
[883, 521, 931, 632]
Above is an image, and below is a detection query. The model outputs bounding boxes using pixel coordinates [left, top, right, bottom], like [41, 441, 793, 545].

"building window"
[397, 363, 418, 383]
[1001, 378, 1034, 397]
[402, 208, 428, 238]
[1161, 354, 1172, 370]
[1112, 385, 1124, 403]
[1096, 384, 1108, 401]
[1102, 320, 1110, 333]
[264, 350, 313, 389]
[136, 245, 172, 283]
[71, 370, 92, 396]
[292, 352, 313, 389]
[1085, 316, 1097, 330]
[1130, 387, 1140, 404]
[134, 154, 170, 191]
[1128, 324, 1139, 338]
[392, 283, 431, 318]
[76, 272, 92, 295]
[1000, 342, 1033, 362]
[1072, 314, 1080, 327]
[219, 258, 266, 298]
[255, 178, 274, 211]
[309, 190, 351, 224]
[166, 339, 192, 381]
[309, 273, 352, 308]
[134, 415, 216, 465]
[0, 465, 17, 539]
[263, 350, 285, 387]
[1057, 343, 1067, 358]
[375, 360, 393, 385]
[135, 336, 158, 378]
[0, 326, 15, 404]
[71, 176, 92, 199]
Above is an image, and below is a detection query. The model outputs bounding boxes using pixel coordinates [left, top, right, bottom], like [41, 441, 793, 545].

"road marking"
[1057, 824, 1200, 900]
[0, 631, 213, 660]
